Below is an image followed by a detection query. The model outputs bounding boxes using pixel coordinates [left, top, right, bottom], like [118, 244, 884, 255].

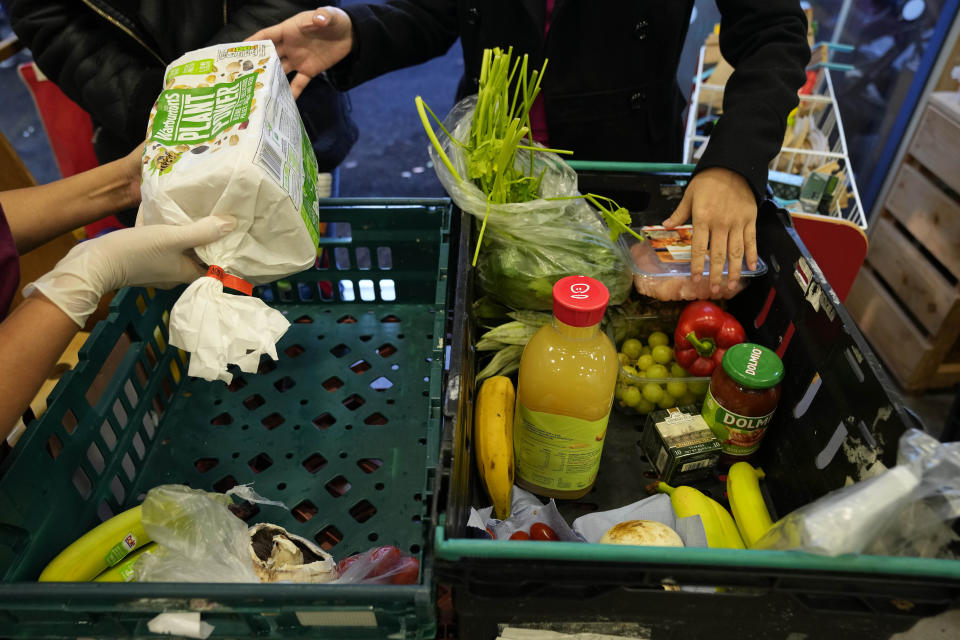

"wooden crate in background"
[848, 92, 960, 391]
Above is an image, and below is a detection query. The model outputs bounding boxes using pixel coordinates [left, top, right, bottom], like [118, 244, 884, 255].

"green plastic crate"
[0, 199, 453, 639]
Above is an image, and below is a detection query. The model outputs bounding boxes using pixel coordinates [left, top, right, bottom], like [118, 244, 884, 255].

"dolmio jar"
[700, 343, 784, 461]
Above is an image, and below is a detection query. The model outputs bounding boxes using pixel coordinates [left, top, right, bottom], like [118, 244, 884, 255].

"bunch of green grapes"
[614, 331, 709, 415]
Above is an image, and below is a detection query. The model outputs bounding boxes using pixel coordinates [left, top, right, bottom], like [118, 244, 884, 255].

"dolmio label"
[744, 347, 763, 376]
[701, 387, 775, 457]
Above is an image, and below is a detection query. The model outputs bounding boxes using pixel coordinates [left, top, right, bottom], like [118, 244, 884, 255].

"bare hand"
[246, 7, 353, 99]
[121, 142, 146, 207]
[661, 167, 758, 295]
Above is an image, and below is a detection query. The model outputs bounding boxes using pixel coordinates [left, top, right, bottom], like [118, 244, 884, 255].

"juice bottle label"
[701, 388, 776, 457]
[514, 403, 609, 492]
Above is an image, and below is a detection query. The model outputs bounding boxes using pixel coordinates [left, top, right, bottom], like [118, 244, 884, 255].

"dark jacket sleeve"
[694, 0, 810, 203]
[9, 1, 165, 151]
[327, 0, 460, 90]
[206, 1, 333, 45]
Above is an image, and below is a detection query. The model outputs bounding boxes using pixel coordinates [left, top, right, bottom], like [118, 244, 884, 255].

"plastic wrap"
[429, 96, 632, 310]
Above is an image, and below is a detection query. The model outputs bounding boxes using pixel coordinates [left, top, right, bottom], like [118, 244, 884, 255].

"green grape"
[646, 364, 669, 379]
[670, 363, 688, 378]
[666, 381, 688, 398]
[637, 354, 654, 371]
[689, 380, 709, 395]
[642, 383, 664, 404]
[618, 352, 631, 366]
[648, 331, 670, 348]
[651, 345, 673, 365]
[657, 394, 676, 410]
[634, 397, 655, 414]
[621, 338, 642, 360]
[622, 386, 642, 407]
[679, 392, 698, 406]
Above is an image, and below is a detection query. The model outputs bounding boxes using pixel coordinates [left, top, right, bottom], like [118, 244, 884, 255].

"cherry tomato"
[388, 556, 420, 584]
[530, 523, 559, 541]
[337, 546, 402, 578]
[509, 530, 530, 540]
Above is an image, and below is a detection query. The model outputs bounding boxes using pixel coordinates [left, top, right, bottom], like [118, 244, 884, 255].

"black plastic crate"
[432, 164, 960, 640]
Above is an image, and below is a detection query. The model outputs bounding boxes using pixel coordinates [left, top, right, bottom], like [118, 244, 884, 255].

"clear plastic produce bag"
[429, 96, 633, 310]
[755, 429, 960, 557]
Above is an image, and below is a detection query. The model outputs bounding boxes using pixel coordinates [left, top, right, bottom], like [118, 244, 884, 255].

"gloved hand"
[25, 216, 236, 327]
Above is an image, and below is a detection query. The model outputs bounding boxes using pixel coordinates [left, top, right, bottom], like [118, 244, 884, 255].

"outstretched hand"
[661, 167, 758, 295]
[246, 6, 354, 99]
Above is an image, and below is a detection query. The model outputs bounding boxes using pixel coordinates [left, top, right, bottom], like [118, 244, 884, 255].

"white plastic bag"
[139, 41, 321, 382]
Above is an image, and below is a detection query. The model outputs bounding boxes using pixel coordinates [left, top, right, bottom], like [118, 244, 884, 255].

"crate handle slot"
[844, 347, 865, 383]
[815, 421, 849, 470]
[793, 373, 822, 419]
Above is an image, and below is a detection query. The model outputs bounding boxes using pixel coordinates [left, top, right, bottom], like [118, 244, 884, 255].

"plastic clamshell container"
[614, 366, 710, 416]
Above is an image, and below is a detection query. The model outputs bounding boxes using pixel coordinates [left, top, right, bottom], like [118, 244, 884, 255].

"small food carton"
[640, 405, 721, 484]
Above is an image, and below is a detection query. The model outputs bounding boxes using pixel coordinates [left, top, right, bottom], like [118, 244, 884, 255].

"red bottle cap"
[552, 276, 609, 327]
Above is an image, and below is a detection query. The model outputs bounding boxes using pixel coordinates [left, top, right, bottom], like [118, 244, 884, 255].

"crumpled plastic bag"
[138, 41, 320, 382]
[429, 95, 632, 310]
[467, 486, 581, 541]
[755, 429, 960, 557]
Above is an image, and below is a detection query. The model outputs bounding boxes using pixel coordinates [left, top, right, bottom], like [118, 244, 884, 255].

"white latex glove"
[25, 216, 236, 327]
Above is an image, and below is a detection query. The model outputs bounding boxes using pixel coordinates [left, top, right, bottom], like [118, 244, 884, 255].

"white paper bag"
[138, 41, 321, 382]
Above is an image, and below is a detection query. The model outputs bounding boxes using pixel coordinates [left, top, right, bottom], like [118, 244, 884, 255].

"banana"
[726, 462, 774, 548]
[39, 505, 151, 582]
[93, 542, 156, 582]
[657, 482, 745, 549]
[474, 376, 515, 520]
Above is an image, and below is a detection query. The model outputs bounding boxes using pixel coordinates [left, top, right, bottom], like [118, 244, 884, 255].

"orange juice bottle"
[514, 276, 618, 499]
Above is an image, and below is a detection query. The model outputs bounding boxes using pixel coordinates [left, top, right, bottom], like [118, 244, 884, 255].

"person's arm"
[0, 145, 143, 254]
[0, 215, 235, 441]
[663, 0, 809, 294]
[247, 1, 459, 98]
[9, 0, 163, 147]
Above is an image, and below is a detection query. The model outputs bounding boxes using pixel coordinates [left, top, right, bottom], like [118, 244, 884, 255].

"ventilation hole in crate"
[230, 501, 260, 522]
[242, 425, 250, 431]
[161, 377, 174, 401]
[110, 476, 125, 503]
[357, 458, 383, 474]
[213, 475, 238, 493]
[413, 493, 422, 502]
[268, 379, 295, 397]
[397, 334, 404, 339]
[133, 362, 149, 388]
[776, 322, 796, 360]
[122, 453, 136, 481]
[409, 544, 421, 554]
[794, 374, 822, 419]
[754, 287, 777, 329]
[262, 413, 286, 430]
[123, 380, 138, 407]
[303, 453, 328, 473]
[376, 343, 397, 358]
[313, 413, 336, 430]
[86, 443, 105, 474]
[300, 399, 309, 406]
[368, 532, 379, 542]
[369, 376, 393, 391]
[73, 467, 92, 499]
[359, 335, 373, 342]
[364, 413, 388, 426]
[349, 500, 377, 523]
[46, 434, 63, 460]
[334, 246, 352, 270]
[194, 458, 219, 473]
[135, 294, 147, 314]
[211, 412, 233, 425]
[330, 343, 351, 358]
[227, 376, 247, 392]
[315, 525, 343, 551]
[242, 394, 265, 411]
[377, 246, 393, 270]
[342, 394, 365, 411]
[339, 280, 356, 302]
[276, 281, 294, 303]
[294, 314, 313, 324]
[284, 344, 306, 359]
[375, 482, 385, 491]
[132, 433, 146, 459]
[381, 314, 401, 323]
[322, 376, 344, 392]
[379, 279, 396, 302]
[142, 413, 157, 439]
[412, 515, 421, 523]
[257, 356, 278, 376]
[275, 482, 287, 492]
[248, 453, 274, 473]
[100, 421, 118, 451]
[232, 452, 240, 459]
[97, 500, 114, 523]
[337, 314, 358, 324]
[145, 343, 158, 367]
[169, 359, 182, 384]
[815, 421, 849, 470]
[355, 246, 371, 270]
[845, 347, 865, 383]
[292, 500, 318, 523]
[386, 399, 395, 405]
[418, 438, 427, 446]
[338, 452, 348, 460]
[297, 282, 316, 302]
[152, 394, 165, 417]
[62, 409, 78, 435]
[350, 360, 371, 375]
[325, 475, 351, 497]
[285, 452, 294, 459]
[359, 279, 376, 302]
[317, 281, 334, 301]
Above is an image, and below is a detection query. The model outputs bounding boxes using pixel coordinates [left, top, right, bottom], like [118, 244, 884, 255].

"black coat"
[10, 0, 357, 172]
[329, 0, 810, 202]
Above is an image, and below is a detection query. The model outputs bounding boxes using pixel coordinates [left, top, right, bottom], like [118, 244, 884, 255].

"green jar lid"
[721, 343, 784, 389]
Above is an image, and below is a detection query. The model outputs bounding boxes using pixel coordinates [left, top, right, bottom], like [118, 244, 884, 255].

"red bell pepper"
[673, 301, 746, 376]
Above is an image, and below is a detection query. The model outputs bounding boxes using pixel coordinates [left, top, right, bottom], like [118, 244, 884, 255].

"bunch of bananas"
[39, 506, 152, 582]
[473, 376, 515, 519]
[656, 482, 744, 549]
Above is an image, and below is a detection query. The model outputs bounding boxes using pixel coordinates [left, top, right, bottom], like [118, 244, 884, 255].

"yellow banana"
[93, 542, 156, 582]
[474, 376, 515, 520]
[39, 505, 151, 581]
[657, 482, 745, 549]
[726, 462, 774, 548]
